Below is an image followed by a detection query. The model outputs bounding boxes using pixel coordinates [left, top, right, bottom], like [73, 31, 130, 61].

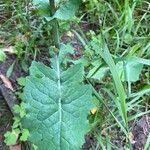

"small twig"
[0, 81, 18, 115]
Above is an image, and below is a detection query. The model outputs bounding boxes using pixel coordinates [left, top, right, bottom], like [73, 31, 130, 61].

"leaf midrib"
[56, 55, 62, 149]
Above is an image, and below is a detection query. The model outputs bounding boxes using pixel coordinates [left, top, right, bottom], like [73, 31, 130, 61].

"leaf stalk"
[49, 0, 60, 49]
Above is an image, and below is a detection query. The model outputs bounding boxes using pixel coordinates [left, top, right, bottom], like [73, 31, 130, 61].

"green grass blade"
[88, 80, 128, 136]
[98, 36, 128, 128]
[144, 132, 150, 150]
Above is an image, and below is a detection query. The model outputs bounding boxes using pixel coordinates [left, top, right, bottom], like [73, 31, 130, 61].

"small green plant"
[0, 50, 6, 62]
[4, 103, 29, 146]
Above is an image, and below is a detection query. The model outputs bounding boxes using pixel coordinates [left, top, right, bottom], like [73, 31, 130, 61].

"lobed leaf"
[22, 57, 93, 150]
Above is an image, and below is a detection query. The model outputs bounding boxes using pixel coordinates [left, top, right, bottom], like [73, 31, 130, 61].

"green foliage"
[13, 104, 26, 118]
[17, 77, 26, 86]
[32, 0, 50, 17]
[4, 129, 20, 145]
[33, 0, 81, 20]
[116, 57, 144, 82]
[4, 103, 29, 146]
[87, 65, 109, 80]
[0, 50, 6, 62]
[52, 0, 81, 20]
[22, 56, 93, 149]
[58, 43, 74, 63]
[6, 61, 16, 78]
[20, 129, 30, 142]
[4, 128, 30, 145]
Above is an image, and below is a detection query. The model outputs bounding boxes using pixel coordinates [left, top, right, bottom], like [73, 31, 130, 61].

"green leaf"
[92, 67, 109, 80]
[53, 0, 81, 20]
[4, 129, 20, 145]
[13, 104, 26, 118]
[116, 57, 144, 82]
[0, 50, 6, 62]
[20, 129, 30, 142]
[6, 61, 16, 78]
[17, 77, 26, 86]
[32, 0, 48, 5]
[87, 62, 109, 80]
[59, 44, 74, 63]
[33, 0, 81, 21]
[12, 117, 21, 128]
[22, 57, 93, 150]
[46, 0, 81, 21]
[133, 57, 150, 66]
[125, 58, 143, 82]
[32, 0, 50, 17]
[13, 105, 22, 114]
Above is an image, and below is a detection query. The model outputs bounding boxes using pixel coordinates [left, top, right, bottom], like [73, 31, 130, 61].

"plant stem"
[49, 0, 60, 49]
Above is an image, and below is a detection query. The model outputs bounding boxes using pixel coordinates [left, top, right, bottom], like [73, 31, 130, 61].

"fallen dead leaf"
[0, 74, 14, 91]
[10, 144, 21, 150]
[129, 132, 136, 144]
[0, 46, 15, 54]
